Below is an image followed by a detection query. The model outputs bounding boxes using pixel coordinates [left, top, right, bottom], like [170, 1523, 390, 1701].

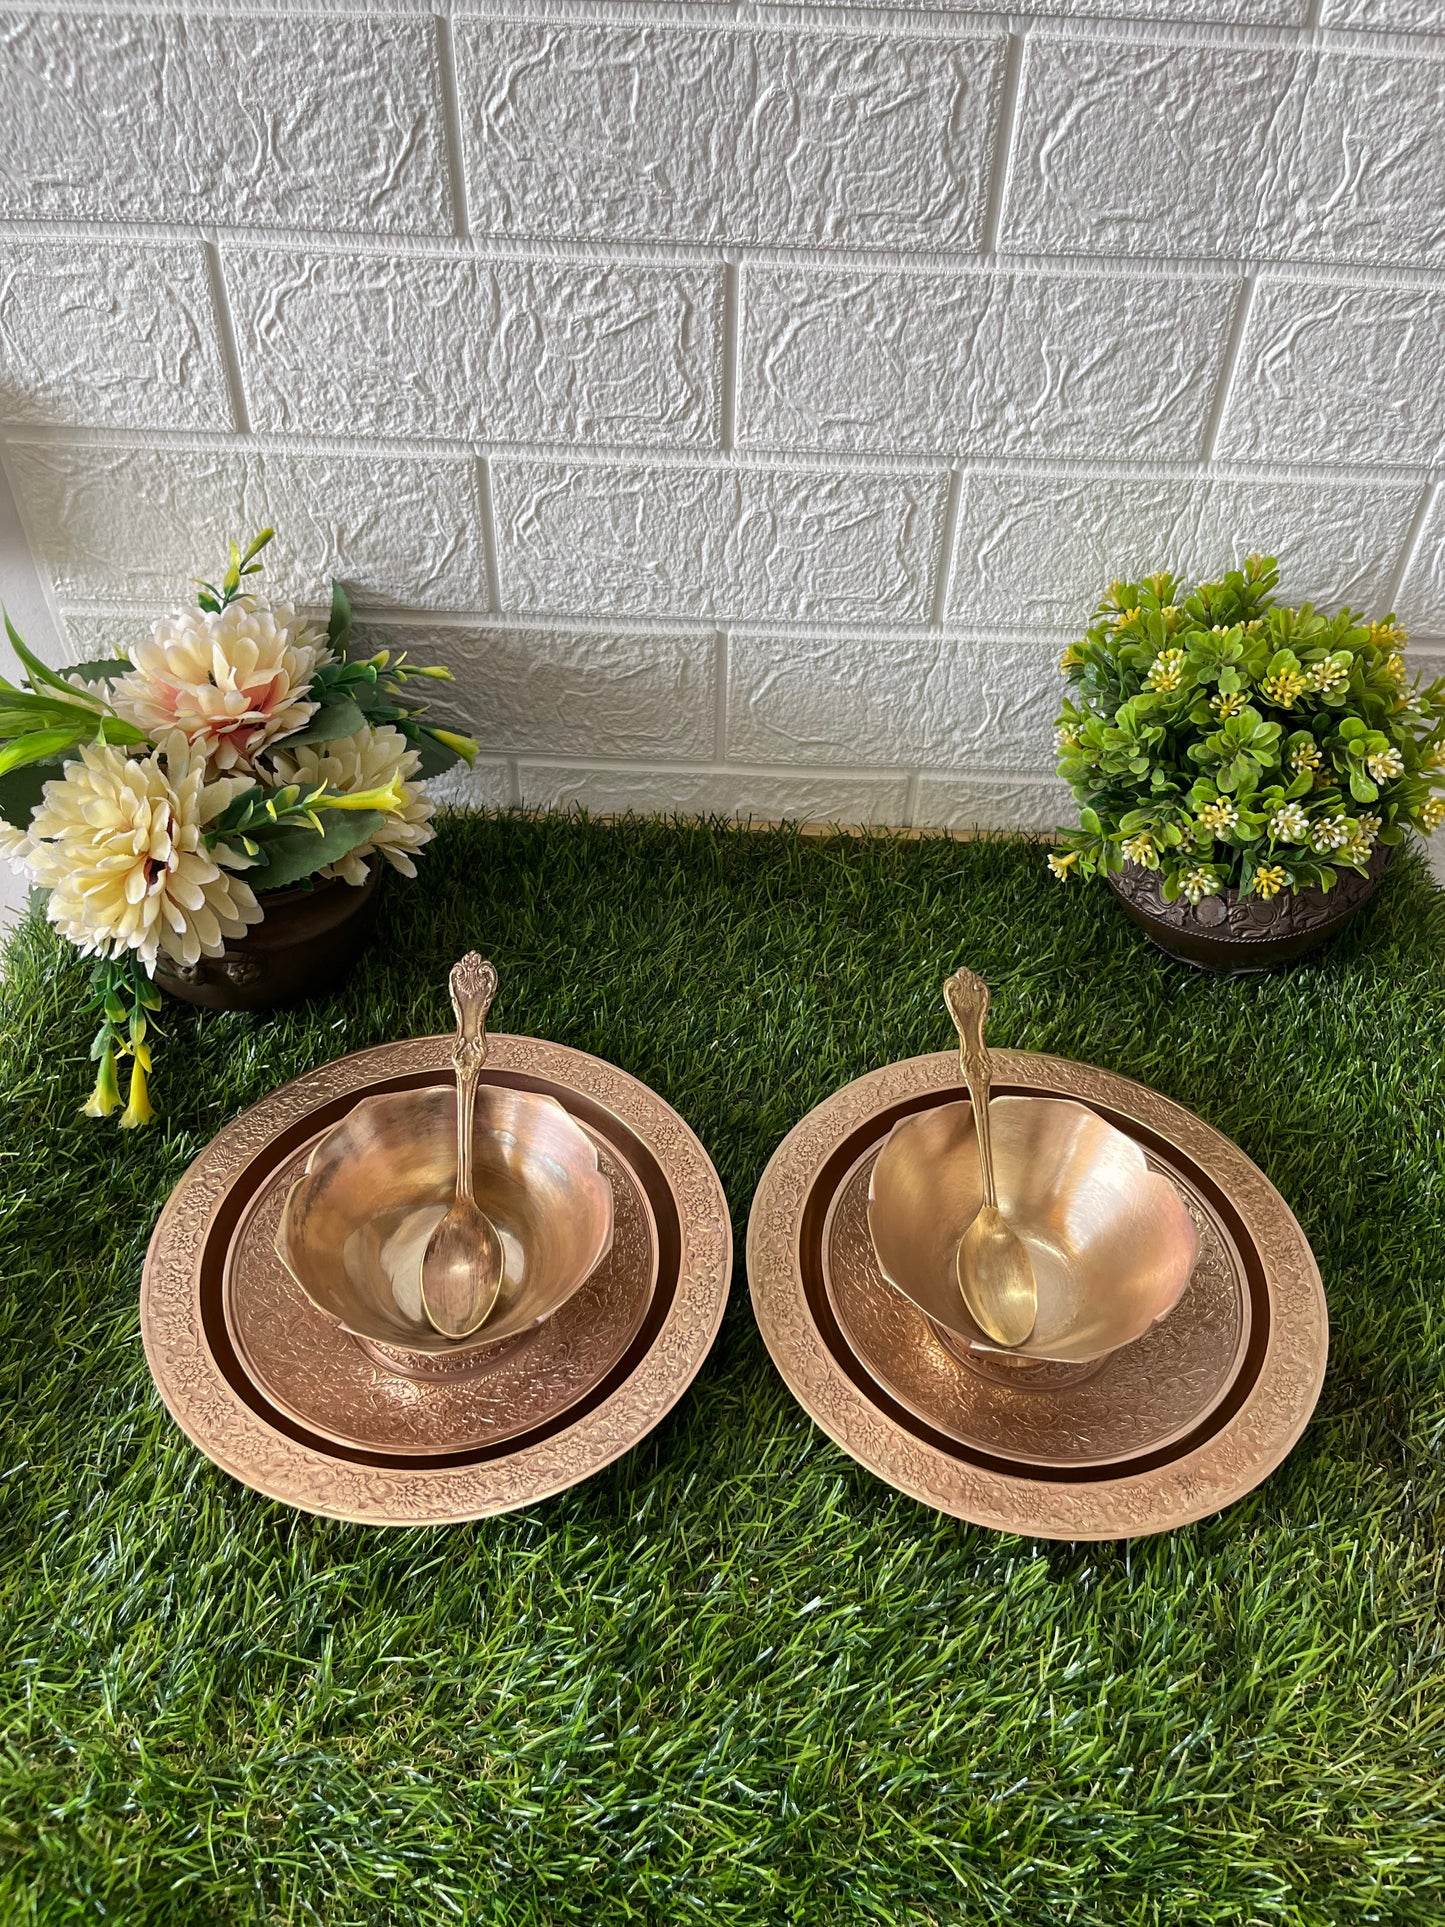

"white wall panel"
[0, 12, 452, 232]
[0, 239, 230, 431]
[1004, 37, 1445, 269]
[454, 22, 1007, 252]
[491, 462, 949, 624]
[5, 440, 487, 611]
[228, 249, 724, 449]
[738, 266, 1234, 459]
[2, 6, 1443, 838]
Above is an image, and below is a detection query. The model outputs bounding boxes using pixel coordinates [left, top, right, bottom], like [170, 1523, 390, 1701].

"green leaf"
[64, 657, 127, 685]
[238, 809, 385, 891]
[274, 696, 368, 748]
[1349, 769, 1379, 803]
[328, 581, 354, 654]
[0, 727, 86, 779]
[407, 727, 464, 780]
[242, 528, 274, 567]
[0, 755, 62, 828]
[5, 612, 103, 705]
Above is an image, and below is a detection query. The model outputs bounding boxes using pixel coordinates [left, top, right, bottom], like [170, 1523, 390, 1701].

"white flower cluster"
[1121, 831, 1156, 865]
[1196, 799, 1238, 839]
[1181, 866, 1220, 905]
[1310, 815, 1353, 854]
[1366, 747, 1404, 782]
[1144, 648, 1186, 694]
[1305, 657, 1350, 696]
[1268, 803, 1310, 844]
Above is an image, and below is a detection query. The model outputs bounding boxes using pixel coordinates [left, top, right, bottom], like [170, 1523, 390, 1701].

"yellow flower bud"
[119, 1056, 155, 1130]
[81, 1042, 122, 1119]
[429, 728, 480, 764]
[320, 775, 406, 816]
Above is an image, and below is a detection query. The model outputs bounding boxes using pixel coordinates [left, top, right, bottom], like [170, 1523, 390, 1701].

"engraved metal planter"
[155, 861, 381, 1011]
[1106, 843, 1391, 973]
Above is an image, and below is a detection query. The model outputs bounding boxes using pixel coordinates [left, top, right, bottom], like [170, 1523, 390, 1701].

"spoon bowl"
[956, 1204, 1037, 1349]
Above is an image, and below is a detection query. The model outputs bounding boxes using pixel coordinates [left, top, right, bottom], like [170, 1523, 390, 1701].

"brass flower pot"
[1106, 843, 1391, 973]
[156, 861, 382, 1011]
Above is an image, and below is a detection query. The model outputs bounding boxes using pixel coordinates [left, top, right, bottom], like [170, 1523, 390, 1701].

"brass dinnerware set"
[143, 952, 1327, 1537]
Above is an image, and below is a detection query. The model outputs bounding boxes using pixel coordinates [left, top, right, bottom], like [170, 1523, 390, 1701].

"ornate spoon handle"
[943, 965, 997, 1210]
[448, 952, 497, 1206]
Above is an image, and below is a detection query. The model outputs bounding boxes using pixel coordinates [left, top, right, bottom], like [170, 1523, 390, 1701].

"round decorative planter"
[1106, 842, 1391, 974]
[156, 862, 382, 1011]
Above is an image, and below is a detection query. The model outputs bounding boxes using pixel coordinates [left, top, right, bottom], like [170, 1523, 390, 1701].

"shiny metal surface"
[277, 1081, 614, 1365]
[229, 1120, 657, 1456]
[420, 954, 505, 1338]
[942, 967, 1038, 1346]
[828, 1137, 1249, 1469]
[868, 1094, 1200, 1364]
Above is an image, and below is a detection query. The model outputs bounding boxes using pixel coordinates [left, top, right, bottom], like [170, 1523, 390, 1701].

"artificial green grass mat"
[2, 812, 1444, 1927]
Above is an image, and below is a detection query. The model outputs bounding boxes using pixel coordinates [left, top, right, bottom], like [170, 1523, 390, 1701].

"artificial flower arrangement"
[0, 530, 478, 1125]
[1048, 554, 1445, 904]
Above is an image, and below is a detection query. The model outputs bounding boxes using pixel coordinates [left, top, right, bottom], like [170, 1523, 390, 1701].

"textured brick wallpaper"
[2, 2, 1443, 831]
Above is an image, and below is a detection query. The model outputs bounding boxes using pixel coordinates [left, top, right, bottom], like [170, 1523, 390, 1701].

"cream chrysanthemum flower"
[109, 600, 326, 773]
[266, 725, 434, 885]
[10, 737, 260, 971]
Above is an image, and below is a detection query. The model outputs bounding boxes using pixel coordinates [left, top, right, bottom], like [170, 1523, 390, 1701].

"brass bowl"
[867, 1096, 1199, 1364]
[276, 1084, 614, 1363]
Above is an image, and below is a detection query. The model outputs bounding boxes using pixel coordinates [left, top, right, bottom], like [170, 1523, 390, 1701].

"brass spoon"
[420, 953, 505, 1340]
[942, 967, 1038, 1348]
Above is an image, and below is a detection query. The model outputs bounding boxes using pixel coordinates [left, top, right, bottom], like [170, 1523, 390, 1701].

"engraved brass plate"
[142, 1036, 731, 1524]
[748, 1050, 1326, 1540]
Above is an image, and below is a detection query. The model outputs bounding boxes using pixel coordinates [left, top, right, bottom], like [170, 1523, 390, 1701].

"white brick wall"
[2, 3, 1444, 835]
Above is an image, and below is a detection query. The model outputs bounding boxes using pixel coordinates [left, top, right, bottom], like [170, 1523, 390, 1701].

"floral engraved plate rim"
[222, 1124, 659, 1458]
[821, 1138, 1252, 1471]
[746, 1050, 1327, 1541]
[140, 1035, 733, 1524]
